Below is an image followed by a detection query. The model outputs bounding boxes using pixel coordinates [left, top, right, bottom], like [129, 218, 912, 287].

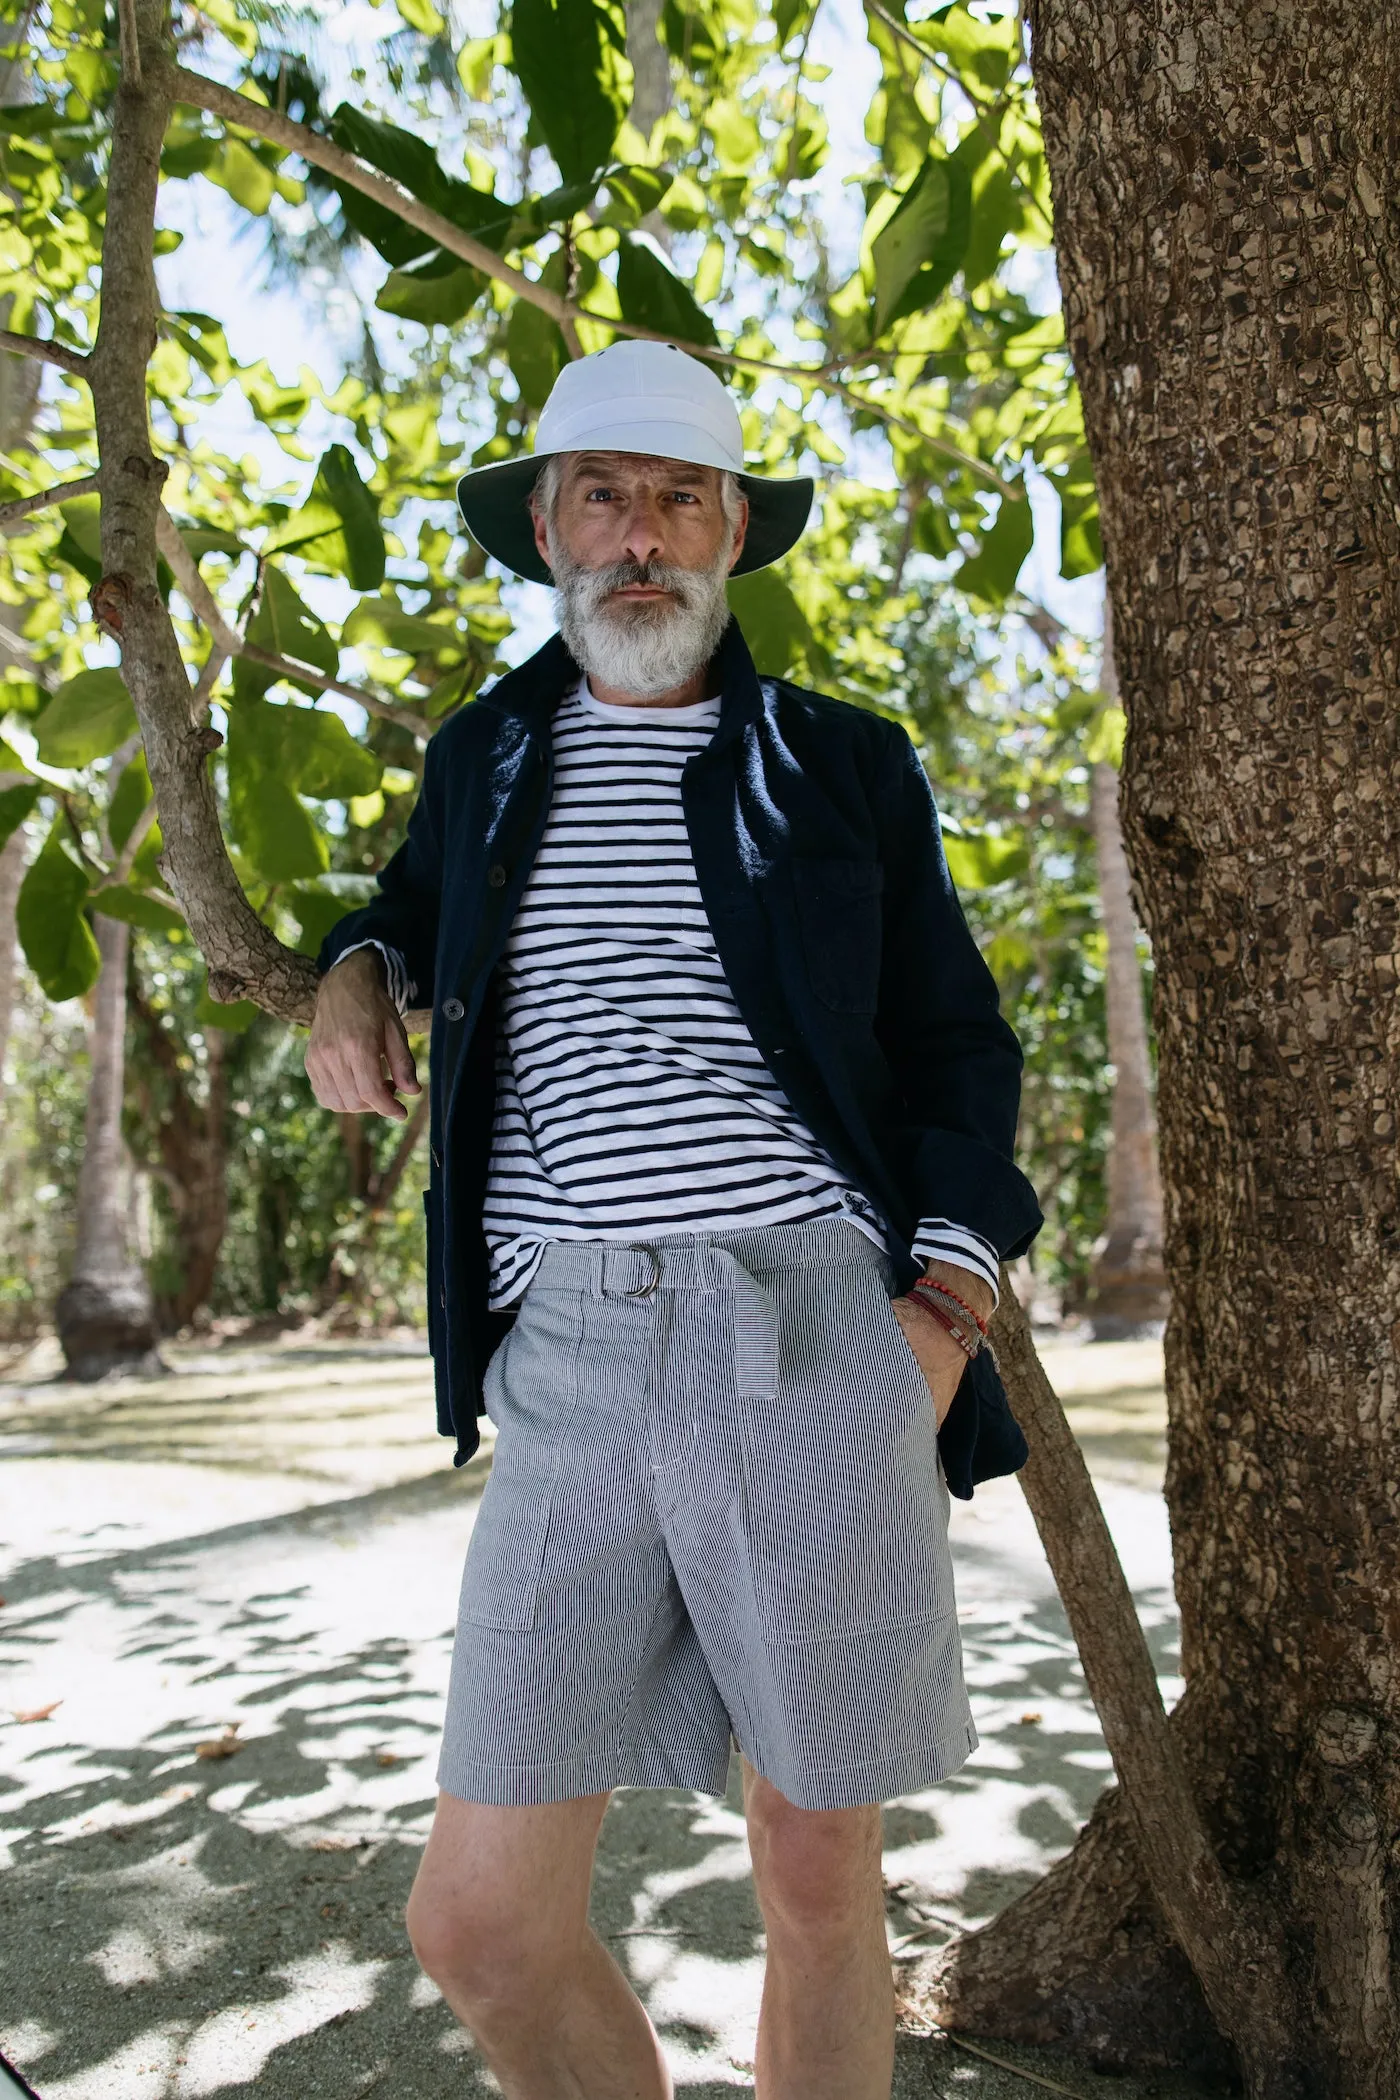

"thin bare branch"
[155, 510, 432, 739]
[0, 328, 91, 376]
[0, 471, 102, 530]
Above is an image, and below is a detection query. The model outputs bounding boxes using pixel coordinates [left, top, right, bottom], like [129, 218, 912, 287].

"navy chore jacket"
[318, 619, 1044, 1496]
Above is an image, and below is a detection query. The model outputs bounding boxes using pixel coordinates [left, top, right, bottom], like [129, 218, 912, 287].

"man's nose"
[619, 495, 667, 567]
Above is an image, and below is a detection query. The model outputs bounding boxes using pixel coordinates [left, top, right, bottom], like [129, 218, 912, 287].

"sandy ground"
[0, 1326, 1221, 2100]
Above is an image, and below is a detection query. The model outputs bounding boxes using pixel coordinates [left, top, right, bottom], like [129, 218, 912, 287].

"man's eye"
[584, 487, 614, 501]
[670, 491, 699, 504]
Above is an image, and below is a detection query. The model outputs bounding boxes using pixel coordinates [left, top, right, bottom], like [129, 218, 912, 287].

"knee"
[405, 1879, 544, 2011]
[746, 1787, 883, 1938]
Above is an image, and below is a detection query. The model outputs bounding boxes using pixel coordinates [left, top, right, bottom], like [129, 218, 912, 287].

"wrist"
[920, 1258, 995, 1324]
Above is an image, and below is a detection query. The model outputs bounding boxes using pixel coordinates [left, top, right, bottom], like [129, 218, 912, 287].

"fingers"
[383, 1013, 421, 1096]
[305, 1003, 416, 1120]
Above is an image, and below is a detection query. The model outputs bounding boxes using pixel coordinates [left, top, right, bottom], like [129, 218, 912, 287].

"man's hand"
[305, 949, 422, 1122]
[891, 1260, 996, 1429]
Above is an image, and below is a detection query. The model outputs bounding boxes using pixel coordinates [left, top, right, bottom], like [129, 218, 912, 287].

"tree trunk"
[127, 969, 231, 1331]
[625, 0, 672, 249]
[54, 916, 161, 1376]
[933, 3, 1400, 2091]
[1087, 599, 1169, 1336]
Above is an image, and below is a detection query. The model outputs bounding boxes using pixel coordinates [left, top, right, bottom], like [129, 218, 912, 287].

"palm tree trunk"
[54, 915, 161, 1377]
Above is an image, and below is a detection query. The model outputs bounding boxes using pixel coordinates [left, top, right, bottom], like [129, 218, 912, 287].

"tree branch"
[0, 328, 91, 376]
[154, 509, 432, 739]
[168, 62, 1012, 496]
[0, 472, 102, 530]
[964, 1276, 1303, 2071]
[89, 16, 316, 1024]
[117, 0, 142, 85]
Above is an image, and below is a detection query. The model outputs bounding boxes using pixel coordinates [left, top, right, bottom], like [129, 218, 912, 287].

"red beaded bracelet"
[904, 1285, 982, 1358]
[919, 1276, 990, 1335]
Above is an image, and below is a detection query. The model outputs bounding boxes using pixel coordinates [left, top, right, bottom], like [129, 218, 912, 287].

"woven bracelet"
[905, 1282, 986, 1359]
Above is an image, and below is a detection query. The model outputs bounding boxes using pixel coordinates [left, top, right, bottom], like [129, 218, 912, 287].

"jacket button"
[442, 996, 465, 1021]
[487, 862, 507, 889]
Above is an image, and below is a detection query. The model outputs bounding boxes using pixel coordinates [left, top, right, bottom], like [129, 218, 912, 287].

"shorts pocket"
[736, 1269, 953, 1644]
[459, 1288, 583, 1632]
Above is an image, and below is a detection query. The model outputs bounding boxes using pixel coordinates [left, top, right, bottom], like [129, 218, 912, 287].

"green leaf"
[507, 295, 568, 410]
[396, 0, 445, 30]
[205, 137, 275, 215]
[727, 571, 830, 684]
[0, 781, 40, 853]
[510, 0, 632, 183]
[89, 883, 187, 935]
[34, 668, 138, 767]
[16, 818, 101, 1001]
[376, 250, 488, 327]
[262, 445, 385, 591]
[108, 750, 152, 852]
[616, 234, 717, 348]
[597, 165, 673, 230]
[942, 827, 1030, 889]
[342, 595, 465, 658]
[961, 157, 1023, 290]
[277, 707, 383, 802]
[287, 882, 355, 957]
[226, 733, 327, 884]
[0, 104, 68, 137]
[0, 738, 29, 772]
[871, 153, 972, 335]
[328, 104, 511, 266]
[954, 490, 1033, 608]
[1084, 705, 1125, 767]
[233, 568, 338, 703]
[908, 2, 1019, 92]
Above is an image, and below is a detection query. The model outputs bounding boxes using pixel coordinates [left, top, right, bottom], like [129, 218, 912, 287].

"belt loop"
[694, 1232, 717, 1293]
[589, 1243, 605, 1301]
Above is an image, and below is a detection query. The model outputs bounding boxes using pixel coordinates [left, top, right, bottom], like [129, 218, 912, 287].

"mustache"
[570, 557, 710, 610]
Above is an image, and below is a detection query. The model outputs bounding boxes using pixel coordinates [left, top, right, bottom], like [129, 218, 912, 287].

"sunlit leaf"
[233, 568, 337, 704]
[942, 828, 1030, 889]
[507, 295, 568, 410]
[616, 233, 717, 347]
[262, 445, 385, 591]
[871, 152, 971, 335]
[16, 817, 100, 1001]
[954, 490, 1033, 607]
[34, 668, 137, 767]
[89, 883, 187, 935]
[727, 571, 830, 684]
[509, 0, 632, 183]
[0, 781, 40, 854]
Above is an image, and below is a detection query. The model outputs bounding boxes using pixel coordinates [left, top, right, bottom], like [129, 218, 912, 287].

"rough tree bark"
[931, 3, 1400, 2092]
[54, 915, 161, 1376]
[1087, 594, 1169, 1336]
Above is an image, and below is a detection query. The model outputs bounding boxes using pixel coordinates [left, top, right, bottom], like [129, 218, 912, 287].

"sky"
[150, 0, 1104, 680]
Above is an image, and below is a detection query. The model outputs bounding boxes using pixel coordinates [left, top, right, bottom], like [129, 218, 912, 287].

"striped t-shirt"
[477, 681, 999, 1311]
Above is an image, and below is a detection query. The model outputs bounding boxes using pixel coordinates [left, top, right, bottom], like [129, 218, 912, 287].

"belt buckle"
[619, 1245, 662, 1299]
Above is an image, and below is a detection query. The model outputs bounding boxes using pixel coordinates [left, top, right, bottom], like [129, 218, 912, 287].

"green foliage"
[34, 669, 137, 767]
[16, 818, 100, 1001]
[261, 445, 386, 591]
[616, 233, 719, 348]
[510, 0, 632, 182]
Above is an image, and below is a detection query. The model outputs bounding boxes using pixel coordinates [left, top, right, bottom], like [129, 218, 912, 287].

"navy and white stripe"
[343, 679, 999, 1306]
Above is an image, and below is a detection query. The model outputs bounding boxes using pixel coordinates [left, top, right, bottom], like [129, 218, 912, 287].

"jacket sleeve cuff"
[911, 1219, 999, 1304]
[907, 1126, 1044, 1262]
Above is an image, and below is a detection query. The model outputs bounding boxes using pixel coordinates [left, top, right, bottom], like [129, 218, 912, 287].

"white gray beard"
[547, 537, 733, 700]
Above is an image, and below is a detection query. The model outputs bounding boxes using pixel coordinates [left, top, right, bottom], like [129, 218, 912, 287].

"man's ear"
[726, 495, 750, 574]
[530, 499, 552, 569]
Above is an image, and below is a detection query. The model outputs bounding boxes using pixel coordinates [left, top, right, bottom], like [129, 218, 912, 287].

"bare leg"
[742, 1753, 895, 2100]
[406, 1788, 673, 2100]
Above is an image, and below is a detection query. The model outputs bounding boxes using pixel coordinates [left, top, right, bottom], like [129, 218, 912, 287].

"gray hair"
[531, 453, 744, 532]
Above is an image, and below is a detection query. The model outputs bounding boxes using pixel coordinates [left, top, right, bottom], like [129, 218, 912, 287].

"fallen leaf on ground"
[196, 1724, 243, 1759]
[375, 1752, 398, 1767]
[13, 1700, 63, 1723]
[1019, 1711, 1043, 1725]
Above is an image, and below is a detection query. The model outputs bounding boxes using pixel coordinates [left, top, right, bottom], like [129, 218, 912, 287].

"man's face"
[530, 451, 750, 701]
[531, 450, 748, 586]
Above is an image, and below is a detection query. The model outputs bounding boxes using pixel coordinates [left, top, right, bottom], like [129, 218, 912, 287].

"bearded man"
[307, 340, 1043, 2100]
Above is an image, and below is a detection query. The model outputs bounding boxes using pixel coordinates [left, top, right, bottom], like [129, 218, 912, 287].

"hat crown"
[534, 340, 745, 471]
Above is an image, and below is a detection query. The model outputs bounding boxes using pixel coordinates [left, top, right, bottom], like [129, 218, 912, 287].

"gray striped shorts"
[437, 1218, 976, 1812]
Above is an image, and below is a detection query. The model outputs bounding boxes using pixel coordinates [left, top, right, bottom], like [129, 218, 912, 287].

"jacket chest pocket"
[793, 856, 885, 1013]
